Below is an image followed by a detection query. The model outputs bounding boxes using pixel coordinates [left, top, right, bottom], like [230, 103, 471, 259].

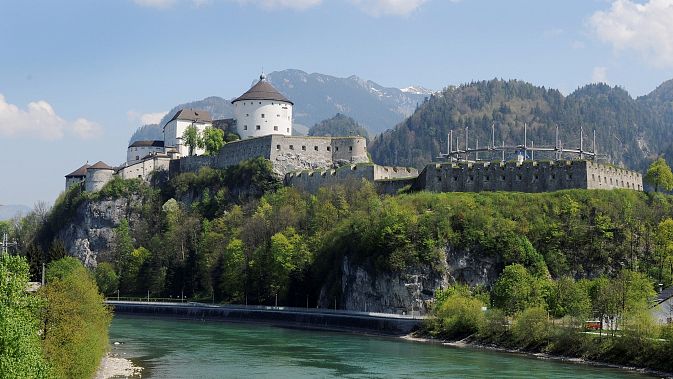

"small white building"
[232, 75, 293, 139]
[163, 109, 212, 158]
[127, 140, 165, 164]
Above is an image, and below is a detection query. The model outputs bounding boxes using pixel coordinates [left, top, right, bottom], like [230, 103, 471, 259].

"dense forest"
[370, 79, 673, 171]
[308, 113, 370, 139]
[5, 158, 673, 307]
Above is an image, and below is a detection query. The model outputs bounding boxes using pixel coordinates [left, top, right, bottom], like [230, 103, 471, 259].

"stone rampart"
[419, 160, 642, 193]
[285, 163, 418, 194]
[586, 161, 643, 191]
[176, 135, 369, 177]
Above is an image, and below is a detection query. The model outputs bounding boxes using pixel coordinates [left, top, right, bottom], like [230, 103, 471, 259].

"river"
[109, 315, 653, 378]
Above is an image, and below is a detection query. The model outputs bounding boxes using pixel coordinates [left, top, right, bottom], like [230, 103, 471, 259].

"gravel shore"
[94, 352, 142, 379]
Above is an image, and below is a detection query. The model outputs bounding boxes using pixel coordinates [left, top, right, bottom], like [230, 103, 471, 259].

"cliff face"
[57, 197, 139, 267]
[321, 246, 501, 315]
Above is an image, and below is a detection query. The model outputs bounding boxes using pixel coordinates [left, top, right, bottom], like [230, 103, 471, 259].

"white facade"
[127, 144, 165, 164]
[164, 119, 210, 158]
[119, 156, 171, 181]
[234, 100, 292, 139]
[85, 168, 114, 192]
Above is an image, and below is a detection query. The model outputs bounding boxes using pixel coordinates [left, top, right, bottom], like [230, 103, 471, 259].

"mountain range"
[129, 69, 430, 143]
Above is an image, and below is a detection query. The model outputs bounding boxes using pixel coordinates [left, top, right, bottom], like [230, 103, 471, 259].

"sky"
[2, 0, 673, 207]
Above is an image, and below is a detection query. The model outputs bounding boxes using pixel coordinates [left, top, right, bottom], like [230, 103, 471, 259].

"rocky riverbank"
[94, 351, 142, 379]
[401, 333, 673, 379]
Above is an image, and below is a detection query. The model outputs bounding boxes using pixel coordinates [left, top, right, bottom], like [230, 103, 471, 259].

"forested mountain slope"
[370, 79, 673, 171]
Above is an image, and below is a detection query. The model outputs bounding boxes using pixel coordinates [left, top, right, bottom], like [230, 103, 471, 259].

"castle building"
[64, 163, 90, 189]
[163, 109, 212, 158]
[232, 75, 293, 139]
[127, 140, 165, 164]
[85, 161, 115, 192]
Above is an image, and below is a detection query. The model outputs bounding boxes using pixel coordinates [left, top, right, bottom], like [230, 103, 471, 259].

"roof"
[167, 109, 212, 124]
[232, 76, 293, 105]
[65, 163, 90, 178]
[128, 140, 165, 148]
[88, 161, 114, 170]
[656, 285, 673, 305]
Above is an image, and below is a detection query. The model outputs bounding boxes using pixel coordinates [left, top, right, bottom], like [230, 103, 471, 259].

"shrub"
[511, 306, 551, 350]
[432, 293, 485, 340]
[40, 258, 112, 379]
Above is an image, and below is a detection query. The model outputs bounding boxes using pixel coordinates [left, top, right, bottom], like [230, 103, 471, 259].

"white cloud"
[233, 0, 321, 10]
[133, 0, 177, 9]
[350, 0, 427, 16]
[592, 66, 609, 83]
[0, 94, 102, 140]
[570, 40, 586, 49]
[590, 0, 673, 68]
[127, 110, 168, 125]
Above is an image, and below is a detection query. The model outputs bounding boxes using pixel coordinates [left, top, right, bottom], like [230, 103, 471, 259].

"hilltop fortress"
[65, 75, 643, 195]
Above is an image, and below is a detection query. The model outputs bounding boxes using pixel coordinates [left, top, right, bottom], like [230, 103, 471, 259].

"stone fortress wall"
[417, 160, 643, 194]
[175, 134, 369, 177]
[285, 163, 419, 194]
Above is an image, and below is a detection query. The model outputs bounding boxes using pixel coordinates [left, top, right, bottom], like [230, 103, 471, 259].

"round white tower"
[232, 75, 293, 139]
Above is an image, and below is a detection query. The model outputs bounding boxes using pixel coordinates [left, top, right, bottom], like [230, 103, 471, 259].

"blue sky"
[2, 0, 673, 206]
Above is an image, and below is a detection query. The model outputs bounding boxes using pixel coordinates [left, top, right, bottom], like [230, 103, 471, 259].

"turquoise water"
[109, 316, 653, 379]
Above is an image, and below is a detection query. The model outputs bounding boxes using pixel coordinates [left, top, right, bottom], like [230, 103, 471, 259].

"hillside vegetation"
[308, 113, 369, 139]
[371, 79, 673, 171]
[17, 160, 673, 309]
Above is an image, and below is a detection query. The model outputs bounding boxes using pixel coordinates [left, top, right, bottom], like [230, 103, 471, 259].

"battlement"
[418, 160, 642, 193]
[174, 134, 370, 177]
[285, 163, 419, 194]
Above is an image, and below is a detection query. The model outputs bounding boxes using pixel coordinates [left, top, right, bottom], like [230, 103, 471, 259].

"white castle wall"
[118, 156, 171, 181]
[234, 100, 292, 139]
[86, 169, 114, 192]
[127, 145, 164, 164]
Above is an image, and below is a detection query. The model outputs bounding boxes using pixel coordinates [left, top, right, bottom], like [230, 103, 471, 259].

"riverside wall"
[108, 301, 421, 336]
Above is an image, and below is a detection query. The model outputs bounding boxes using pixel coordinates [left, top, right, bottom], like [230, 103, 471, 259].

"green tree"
[0, 253, 51, 378]
[645, 157, 673, 192]
[40, 257, 111, 379]
[202, 126, 225, 156]
[182, 125, 203, 156]
[512, 306, 551, 349]
[431, 292, 485, 339]
[492, 264, 546, 315]
[95, 262, 119, 296]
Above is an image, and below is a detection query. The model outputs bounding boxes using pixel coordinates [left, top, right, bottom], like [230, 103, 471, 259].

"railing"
[105, 299, 427, 320]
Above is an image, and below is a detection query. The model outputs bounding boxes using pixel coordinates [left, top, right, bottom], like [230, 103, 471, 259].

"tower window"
[256, 125, 261, 130]
[302, 146, 306, 151]
[286, 128, 289, 133]
[277, 114, 280, 117]
[261, 114, 265, 118]
[244, 125, 248, 130]
[349, 146, 353, 151]
[335, 146, 339, 151]
[314, 146, 318, 151]
[327, 146, 331, 151]
[274, 126, 278, 131]
[290, 145, 294, 150]
[276, 145, 280, 150]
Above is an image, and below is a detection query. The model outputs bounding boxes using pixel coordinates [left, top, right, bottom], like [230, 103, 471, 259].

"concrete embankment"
[107, 301, 423, 336]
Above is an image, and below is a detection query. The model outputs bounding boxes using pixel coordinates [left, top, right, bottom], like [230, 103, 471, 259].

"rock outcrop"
[320, 246, 501, 316]
[57, 197, 139, 267]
